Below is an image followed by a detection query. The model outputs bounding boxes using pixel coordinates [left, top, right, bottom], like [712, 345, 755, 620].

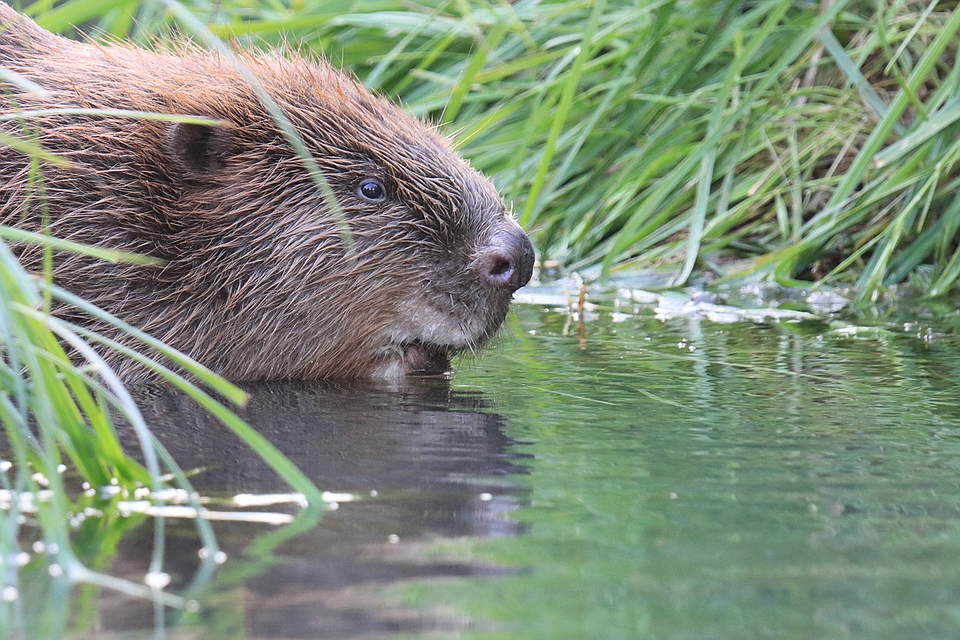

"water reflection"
[31, 288, 960, 639]
[105, 379, 530, 638]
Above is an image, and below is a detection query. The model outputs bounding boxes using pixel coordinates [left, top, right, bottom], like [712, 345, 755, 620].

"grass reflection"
[400, 291, 960, 639]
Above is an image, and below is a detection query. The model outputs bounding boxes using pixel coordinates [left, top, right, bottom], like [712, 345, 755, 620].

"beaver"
[0, 4, 534, 381]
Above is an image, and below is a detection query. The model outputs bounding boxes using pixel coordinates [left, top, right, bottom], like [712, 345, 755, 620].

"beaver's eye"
[357, 179, 386, 202]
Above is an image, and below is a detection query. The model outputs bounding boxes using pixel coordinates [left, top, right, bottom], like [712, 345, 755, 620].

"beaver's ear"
[167, 122, 233, 175]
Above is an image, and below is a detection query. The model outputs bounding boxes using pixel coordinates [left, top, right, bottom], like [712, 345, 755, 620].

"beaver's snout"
[478, 227, 536, 293]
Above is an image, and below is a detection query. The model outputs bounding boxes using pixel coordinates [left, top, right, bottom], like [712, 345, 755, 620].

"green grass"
[0, 224, 328, 636]
[12, 0, 959, 299]
[24, 0, 950, 301]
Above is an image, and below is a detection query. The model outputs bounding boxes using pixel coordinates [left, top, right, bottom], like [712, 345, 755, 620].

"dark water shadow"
[100, 379, 531, 638]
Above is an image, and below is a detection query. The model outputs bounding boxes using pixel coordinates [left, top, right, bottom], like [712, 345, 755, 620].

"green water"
[403, 292, 960, 639]
[18, 289, 960, 638]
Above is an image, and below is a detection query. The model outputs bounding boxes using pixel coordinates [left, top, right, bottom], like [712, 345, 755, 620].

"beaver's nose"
[479, 228, 535, 293]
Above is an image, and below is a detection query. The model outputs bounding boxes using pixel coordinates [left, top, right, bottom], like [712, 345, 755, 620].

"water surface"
[32, 288, 960, 638]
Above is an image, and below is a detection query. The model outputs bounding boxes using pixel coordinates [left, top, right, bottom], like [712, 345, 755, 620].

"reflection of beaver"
[0, 4, 534, 381]
[110, 380, 529, 635]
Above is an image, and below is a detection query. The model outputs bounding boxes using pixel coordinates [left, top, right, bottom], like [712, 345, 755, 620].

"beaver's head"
[108, 54, 534, 379]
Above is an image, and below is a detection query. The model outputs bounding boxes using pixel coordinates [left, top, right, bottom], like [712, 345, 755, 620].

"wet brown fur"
[0, 4, 532, 381]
